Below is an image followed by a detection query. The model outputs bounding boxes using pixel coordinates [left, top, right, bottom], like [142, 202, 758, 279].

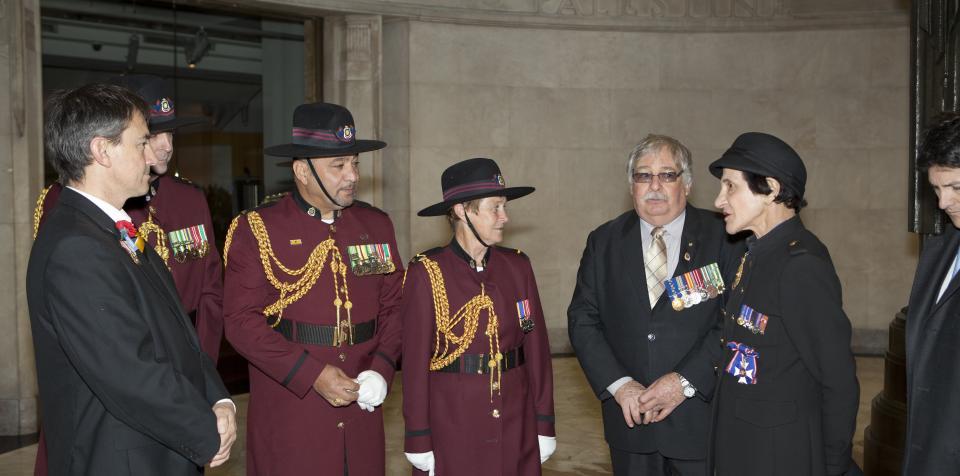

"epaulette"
[352, 200, 389, 217]
[788, 239, 808, 256]
[241, 192, 286, 214]
[496, 245, 529, 260]
[170, 175, 200, 189]
[411, 247, 444, 264]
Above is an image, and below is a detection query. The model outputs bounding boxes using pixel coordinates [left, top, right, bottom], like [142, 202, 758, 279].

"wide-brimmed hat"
[264, 103, 386, 158]
[111, 75, 205, 133]
[709, 132, 807, 198]
[418, 158, 534, 217]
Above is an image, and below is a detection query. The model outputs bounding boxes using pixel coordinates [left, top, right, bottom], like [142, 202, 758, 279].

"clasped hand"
[613, 373, 686, 427]
[313, 365, 387, 411]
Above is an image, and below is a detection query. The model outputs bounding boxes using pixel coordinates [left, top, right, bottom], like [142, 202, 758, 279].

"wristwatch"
[678, 374, 696, 398]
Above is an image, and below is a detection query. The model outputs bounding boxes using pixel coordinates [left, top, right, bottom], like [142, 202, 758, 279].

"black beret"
[709, 132, 806, 198]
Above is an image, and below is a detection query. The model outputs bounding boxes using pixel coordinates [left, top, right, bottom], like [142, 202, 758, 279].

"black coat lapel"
[59, 189, 200, 351]
[931, 228, 960, 313]
[675, 206, 702, 278]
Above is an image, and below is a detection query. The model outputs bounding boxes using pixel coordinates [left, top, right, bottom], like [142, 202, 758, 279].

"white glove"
[538, 435, 556, 464]
[355, 370, 387, 412]
[404, 451, 435, 475]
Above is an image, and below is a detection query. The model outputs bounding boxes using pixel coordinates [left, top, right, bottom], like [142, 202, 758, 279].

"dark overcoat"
[27, 188, 228, 475]
[713, 216, 859, 476]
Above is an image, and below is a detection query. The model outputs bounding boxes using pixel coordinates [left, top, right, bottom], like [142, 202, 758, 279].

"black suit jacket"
[904, 225, 960, 474]
[713, 217, 859, 476]
[567, 205, 743, 459]
[27, 188, 228, 475]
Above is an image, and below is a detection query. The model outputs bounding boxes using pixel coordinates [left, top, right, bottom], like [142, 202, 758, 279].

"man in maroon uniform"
[33, 75, 222, 362]
[401, 158, 556, 475]
[222, 102, 403, 475]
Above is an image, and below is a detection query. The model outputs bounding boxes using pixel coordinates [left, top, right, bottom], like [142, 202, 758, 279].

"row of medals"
[665, 263, 726, 311]
[353, 258, 396, 276]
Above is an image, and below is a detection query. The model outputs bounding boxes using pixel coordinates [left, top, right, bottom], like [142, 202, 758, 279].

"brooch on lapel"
[116, 220, 142, 265]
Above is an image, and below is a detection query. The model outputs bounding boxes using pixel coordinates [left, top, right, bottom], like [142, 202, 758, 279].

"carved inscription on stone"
[540, 0, 784, 18]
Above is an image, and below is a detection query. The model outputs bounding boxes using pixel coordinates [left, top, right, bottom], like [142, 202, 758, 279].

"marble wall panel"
[507, 87, 613, 148]
[0, 224, 16, 397]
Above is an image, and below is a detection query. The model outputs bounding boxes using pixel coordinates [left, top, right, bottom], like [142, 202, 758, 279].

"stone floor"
[0, 356, 882, 475]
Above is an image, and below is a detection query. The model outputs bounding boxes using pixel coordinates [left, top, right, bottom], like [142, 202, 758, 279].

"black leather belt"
[435, 347, 525, 374]
[274, 318, 377, 346]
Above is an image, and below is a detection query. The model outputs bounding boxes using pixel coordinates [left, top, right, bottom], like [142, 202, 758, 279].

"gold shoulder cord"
[33, 186, 52, 239]
[223, 214, 241, 266]
[419, 256, 503, 400]
[137, 206, 170, 266]
[244, 211, 354, 345]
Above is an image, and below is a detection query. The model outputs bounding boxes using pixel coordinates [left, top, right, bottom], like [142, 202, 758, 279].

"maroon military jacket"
[222, 191, 404, 475]
[401, 242, 555, 476]
[35, 177, 224, 363]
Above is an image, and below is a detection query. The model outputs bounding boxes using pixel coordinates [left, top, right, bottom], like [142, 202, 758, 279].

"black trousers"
[610, 447, 706, 476]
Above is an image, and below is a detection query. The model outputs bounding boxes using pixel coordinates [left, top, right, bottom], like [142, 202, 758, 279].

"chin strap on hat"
[463, 206, 491, 248]
[304, 159, 345, 210]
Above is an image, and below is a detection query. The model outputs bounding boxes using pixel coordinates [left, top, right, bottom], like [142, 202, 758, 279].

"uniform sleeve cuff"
[404, 428, 433, 453]
[285, 350, 327, 398]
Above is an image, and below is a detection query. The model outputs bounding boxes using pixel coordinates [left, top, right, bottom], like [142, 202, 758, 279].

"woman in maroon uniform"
[401, 158, 556, 475]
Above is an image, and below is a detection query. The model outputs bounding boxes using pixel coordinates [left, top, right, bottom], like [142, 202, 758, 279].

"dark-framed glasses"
[632, 171, 683, 184]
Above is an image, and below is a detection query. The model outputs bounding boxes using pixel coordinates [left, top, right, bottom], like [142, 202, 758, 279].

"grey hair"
[625, 134, 693, 187]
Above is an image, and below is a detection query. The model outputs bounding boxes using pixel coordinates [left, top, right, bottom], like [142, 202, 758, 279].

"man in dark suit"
[568, 134, 742, 475]
[904, 114, 960, 474]
[27, 83, 236, 475]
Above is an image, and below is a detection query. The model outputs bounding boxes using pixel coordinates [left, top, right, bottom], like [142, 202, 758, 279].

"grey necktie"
[645, 226, 667, 308]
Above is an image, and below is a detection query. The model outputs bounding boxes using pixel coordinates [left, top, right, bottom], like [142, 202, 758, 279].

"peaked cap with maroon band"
[109, 74, 205, 133]
[264, 102, 386, 158]
[418, 157, 535, 216]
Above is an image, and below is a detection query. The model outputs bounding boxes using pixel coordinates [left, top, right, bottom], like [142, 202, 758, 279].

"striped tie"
[645, 226, 667, 308]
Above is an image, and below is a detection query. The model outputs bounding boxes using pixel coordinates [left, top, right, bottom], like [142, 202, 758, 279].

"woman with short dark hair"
[709, 133, 860, 476]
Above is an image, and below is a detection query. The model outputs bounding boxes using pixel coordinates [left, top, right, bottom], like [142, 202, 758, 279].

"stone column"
[323, 15, 385, 209]
[0, 0, 43, 436]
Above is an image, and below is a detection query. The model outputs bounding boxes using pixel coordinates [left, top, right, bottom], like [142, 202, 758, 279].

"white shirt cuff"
[606, 376, 634, 397]
[215, 398, 236, 413]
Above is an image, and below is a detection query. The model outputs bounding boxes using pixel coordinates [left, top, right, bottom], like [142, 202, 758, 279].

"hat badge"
[336, 125, 355, 143]
[495, 174, 505, 186]
[160, 98, 172, 113]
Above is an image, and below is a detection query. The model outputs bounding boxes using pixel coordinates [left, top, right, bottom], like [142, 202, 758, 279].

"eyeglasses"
[632, 171, 683, 184]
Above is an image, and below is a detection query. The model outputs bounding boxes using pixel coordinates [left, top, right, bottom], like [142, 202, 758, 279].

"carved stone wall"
[0, 0, 42, 436]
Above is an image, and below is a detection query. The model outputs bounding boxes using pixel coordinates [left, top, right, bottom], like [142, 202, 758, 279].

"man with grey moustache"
[568, 134, 743, 475]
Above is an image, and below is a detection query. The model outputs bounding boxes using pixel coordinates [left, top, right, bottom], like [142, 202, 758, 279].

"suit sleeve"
[44, 236, 220, 466]
[779, 254, 859, 475]
[675, 233, 747, 399]
[567, 230, 630, 399]
[401, 263, 435, 452]
[367, 218, 404, 385]
[522, 261, 556, 436]
[222, 215, 326, 398]
[193, 195, 224, 364]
